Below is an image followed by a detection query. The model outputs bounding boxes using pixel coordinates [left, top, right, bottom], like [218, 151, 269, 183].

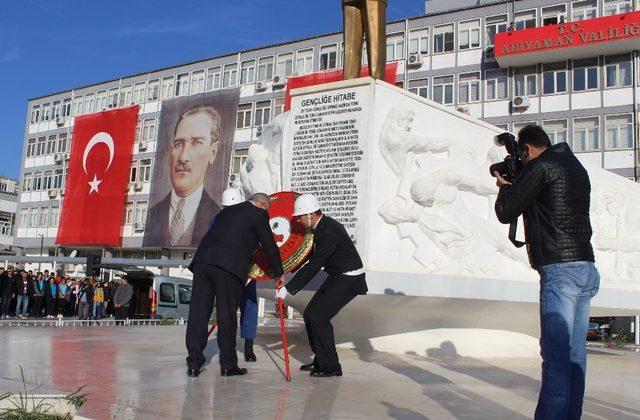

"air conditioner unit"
[54, 153, 64, 163]
[256, 125, 263, 137]
[64, 153, 70, 161]
[485, 46, 495, 58]
[47, 189, 57, 199]
[133, 181, 143, 192]
[272, 74, 287, 89]
[407, 53, 423, 68]
[512, 95, 530, 110]
[457, 106, 470, 115]
[55, 117, 65, 127]
[256, 81, 268, 91]
[133, 222, 145, 231]
[138, 141, 148, 152]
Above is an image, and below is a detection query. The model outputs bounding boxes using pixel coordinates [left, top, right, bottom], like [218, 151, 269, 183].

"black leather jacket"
[495, 143, 594, 269]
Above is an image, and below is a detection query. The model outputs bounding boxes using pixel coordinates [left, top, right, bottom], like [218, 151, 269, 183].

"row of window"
[25, 133, 70, 158]
[502, 113, 634, 152]
[18, 206, 60, 229]
[236, 98, 285, 129]
[22, 169, 66, 192]
[406, 54, 633, 106]
[0, 221, 11, 236]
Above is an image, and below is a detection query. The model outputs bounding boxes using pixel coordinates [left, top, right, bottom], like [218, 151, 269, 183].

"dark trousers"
[45, 297, 57, 316]
[186, 264, 243, 371]
[303, 275, 361, 370]
[1, 293, 12, 316]
[33, 296, 43, 317]
[115, 305, 129, 320]
[240, 280, 258, 340]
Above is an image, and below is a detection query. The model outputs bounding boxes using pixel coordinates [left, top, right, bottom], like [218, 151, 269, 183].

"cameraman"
[494, 125, 599, 420]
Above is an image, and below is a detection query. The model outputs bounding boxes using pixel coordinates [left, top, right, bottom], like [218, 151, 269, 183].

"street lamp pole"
[38, 234, 44, 272]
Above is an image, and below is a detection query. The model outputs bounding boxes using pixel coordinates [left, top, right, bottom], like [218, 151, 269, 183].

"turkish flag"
[56, 106, 139, 246]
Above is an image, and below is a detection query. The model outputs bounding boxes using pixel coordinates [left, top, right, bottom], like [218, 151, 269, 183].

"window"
[51, 101, 60, 120]
[223, 64, 238, 87]
[236, 103, 252, 129]
[485, 69, 508, 100]
[542, 5, 567, 26]
[161, 77, 174, 99]
[513, 122, 538, 135]
[434, 24, 454, 53]
[573, 58, 599, 91]
[132, 83, 146, 104]
[96, 91, 107, 110]
[73, 97, 83, 115]
[433, 75, 454, 105]
[108, 89, 119, 108]
[19, 209, 28, 228]
[46, 135, 57, 155]
[50, 206, 59, 227]
[43, 170, 53, 190]
[276, 52, 294, 76]
[408, 78, 429, 98]
[206, 67, 221, 91]
[57, 133, 68, 153]
[320, 45, 338, 70]
[273, 98, 286, 117]
[542, 62, 567, 94]
[604, 0, 631, 16]
[22, 173, 32, 192]
[178, 284, 192, 304]
[458, 20, 480, 50]
[39, 207, 49, 227]
[36, 137, 46, 156]
[240, 60, 256, 85]
[159, 283, 175, 303]
[62, 98, 71, 117]
[458, 72, 480, 103]
[543, 120, 568, 144]
[515, 10, 537, 30]
[254, 101, 271, 127]
[605, 54, 632, 88]
[42, 103, 50, 121]
[296, 48, 314, 75]
[573, 116, 600, 151]
[572, 0, 597, 20]
[605, 114, 633, 149]
[134, 201, 148, 225]
[129, 161, 138, 183]
[83, 94, 95, 114]
[191, 70, 205, 93]
[53, 169, 63, 189]
[231, 148, 249, 182]
[123, 202, 134, 225]
[29, 208, 38, 228]
[408, 28, 429, 55]
[257, 57, 274, 81]
[386, 33, 405, 61]
[139, 159, 152, 181]
[146, 80, 159, 101]
[176, 73, 189, 96]
[30, 105, 40, 124]
[141, 118, 156, 142]
[27, 138, 36, 157]
[514, 66, 537, 96]
[119, 85, 133, 106]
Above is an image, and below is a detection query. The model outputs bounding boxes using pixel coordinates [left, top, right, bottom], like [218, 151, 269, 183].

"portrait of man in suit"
[143, 90, 239, 247]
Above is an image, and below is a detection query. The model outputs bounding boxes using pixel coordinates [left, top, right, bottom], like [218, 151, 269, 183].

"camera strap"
[508, 220, 526, 248]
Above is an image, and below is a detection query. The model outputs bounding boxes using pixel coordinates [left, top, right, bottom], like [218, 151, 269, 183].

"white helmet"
[222, 188, 244, 207]
[293, 193, 321, 216]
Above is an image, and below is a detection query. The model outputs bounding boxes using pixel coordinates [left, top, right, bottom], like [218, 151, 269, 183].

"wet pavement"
[1, 325, 639, 419]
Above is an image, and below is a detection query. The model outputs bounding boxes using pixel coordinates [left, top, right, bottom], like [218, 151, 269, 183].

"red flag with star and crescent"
[56, 106, 139, 246]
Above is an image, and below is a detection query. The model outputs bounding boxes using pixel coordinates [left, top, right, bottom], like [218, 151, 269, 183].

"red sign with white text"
[285, 62, 398, 111]
[495, 11, 640, 67]
[56, 106, 139, 246]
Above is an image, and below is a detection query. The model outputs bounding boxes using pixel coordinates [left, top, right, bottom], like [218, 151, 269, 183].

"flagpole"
[277, 296, 291, 382]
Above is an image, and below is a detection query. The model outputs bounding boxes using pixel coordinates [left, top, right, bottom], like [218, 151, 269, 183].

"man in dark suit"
[276, 194, 367, 377]
[186, 193, 284, 377]
[143, 105, 222, 247]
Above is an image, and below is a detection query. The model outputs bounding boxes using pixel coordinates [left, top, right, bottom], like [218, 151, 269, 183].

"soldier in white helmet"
[276, 193, 368, 377]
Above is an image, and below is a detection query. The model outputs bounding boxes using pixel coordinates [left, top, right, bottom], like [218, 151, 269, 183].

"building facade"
[15, 0, 640, 271]
[0, 176, 18, 254]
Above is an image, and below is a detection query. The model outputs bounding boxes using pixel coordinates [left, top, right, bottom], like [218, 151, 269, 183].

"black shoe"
[187, 368, 200, 377]
[310, 366, 342, 377]
[221, 367, 248, 377]
[300, 361, 317, 372]
[244, 339, 257, 362]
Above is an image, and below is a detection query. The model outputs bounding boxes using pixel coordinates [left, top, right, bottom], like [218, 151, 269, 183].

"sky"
[0, 0, 425, 180]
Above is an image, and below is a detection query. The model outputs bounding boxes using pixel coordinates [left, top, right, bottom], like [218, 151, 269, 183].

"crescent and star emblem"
[82, 132, 115, 194]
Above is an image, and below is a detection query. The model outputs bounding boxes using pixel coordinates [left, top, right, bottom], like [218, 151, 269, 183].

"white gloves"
[275, 286, 288, 300]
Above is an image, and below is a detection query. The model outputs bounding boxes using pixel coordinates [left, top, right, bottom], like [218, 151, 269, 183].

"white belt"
[343, 267, 365, 276]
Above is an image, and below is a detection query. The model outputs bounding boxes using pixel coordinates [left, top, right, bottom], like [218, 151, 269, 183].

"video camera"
[489, 132, 523, 183]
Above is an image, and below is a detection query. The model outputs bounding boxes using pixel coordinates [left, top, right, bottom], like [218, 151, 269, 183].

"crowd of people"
[0, 266, 131, 320]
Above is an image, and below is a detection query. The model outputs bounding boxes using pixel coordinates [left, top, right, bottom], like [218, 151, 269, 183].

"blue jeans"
[16, 295, 29, 317]
[535, 261, 600, 420]
[240, 280, 258, 340]
[92, 302, 103, 319]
